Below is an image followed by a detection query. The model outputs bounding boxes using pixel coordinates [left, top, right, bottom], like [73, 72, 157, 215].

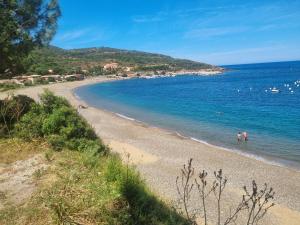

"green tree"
[0, 0, 61, 77]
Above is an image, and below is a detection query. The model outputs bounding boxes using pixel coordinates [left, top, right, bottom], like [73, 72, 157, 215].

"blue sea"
[75, 61, 300, 169]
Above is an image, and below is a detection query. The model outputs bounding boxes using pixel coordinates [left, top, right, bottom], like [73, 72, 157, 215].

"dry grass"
[0, 138, 49, 164]
[0, 145, 187, 225]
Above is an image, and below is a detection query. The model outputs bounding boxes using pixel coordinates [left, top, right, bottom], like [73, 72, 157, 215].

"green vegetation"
[0, 138, 50, 164]
[0, 0, 217, 78]
[0, 82, 22, 92]
[22, 46, 217, 76]
[0, 94, 34, 136]
[0, 91, 188, 225]
[0, 0, 61, 77]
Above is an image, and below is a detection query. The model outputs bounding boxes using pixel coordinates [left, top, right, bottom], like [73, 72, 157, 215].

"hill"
[24, 46, 219, 75]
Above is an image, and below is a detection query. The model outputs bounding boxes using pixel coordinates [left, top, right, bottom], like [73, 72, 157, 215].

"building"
[103, 63, 119, 71]
[41, 75, 62, 82]
[124, 67, 132, 72]
[64, 74, 84, 81]
[12, 75, 41, 84]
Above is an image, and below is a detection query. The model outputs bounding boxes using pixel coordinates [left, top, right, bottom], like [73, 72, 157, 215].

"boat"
[271, 87, 280, 93]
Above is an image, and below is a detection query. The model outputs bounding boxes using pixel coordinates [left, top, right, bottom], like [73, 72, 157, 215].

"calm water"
[75, 61, 300, 169]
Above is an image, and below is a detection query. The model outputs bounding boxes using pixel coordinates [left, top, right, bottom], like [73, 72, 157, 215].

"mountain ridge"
[25, 45, 220, 75]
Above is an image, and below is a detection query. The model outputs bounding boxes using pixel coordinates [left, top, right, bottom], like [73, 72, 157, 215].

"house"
[103, 63, 119, 71]
[64, 74, 85, 81]
[41, 75, 62, 82]
[12, 75, 41, 84]
[124, 67, 132, 72]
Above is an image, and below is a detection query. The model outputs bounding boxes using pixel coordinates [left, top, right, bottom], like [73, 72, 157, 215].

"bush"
[48, 134, 65, 151]
[0, 94, 35, 136]
[0, 82, 22, 92]
[14, 103, 45, 139]
[14, 90, 105, 154]
[39, 89, 70, 114]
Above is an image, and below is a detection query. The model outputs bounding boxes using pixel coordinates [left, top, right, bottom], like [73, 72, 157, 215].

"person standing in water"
[243, 131, 248, 141]
[237, 132, 242, 142]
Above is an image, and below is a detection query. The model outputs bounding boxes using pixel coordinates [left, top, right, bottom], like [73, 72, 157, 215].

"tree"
[0, 0, 61, 77]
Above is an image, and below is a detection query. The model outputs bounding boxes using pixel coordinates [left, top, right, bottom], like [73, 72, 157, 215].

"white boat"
[271, 88, 280, 93]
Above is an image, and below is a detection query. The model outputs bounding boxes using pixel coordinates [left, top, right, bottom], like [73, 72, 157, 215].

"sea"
[75, 61, 300, 170]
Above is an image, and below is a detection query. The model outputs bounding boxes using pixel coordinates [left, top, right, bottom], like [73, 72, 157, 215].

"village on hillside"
[0, 62, 224, 87]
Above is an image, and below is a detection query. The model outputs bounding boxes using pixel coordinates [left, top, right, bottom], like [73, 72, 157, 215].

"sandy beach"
[1, 77, 300, 225]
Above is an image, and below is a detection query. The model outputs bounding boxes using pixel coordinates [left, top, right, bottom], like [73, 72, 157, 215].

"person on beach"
[78, 104, 88, 109]
[243, 131, 248, 141]
[237, 132, 242, 142]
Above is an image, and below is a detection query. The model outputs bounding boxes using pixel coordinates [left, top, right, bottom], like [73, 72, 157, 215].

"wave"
[115, 113, 136, 121]
[105, 107, 300, 172]
[189, 137, 300, 171]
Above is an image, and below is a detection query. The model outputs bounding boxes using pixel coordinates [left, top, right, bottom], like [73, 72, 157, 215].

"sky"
[51, 0, 300, 65]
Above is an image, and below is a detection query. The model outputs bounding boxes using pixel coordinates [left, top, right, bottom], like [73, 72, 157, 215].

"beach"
[1, 77, 300, 225]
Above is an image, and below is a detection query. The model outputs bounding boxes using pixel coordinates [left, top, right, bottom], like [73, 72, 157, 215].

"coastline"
[73, 80, 300, 172]
[98, 108, 300, 172]
[1, 76, 300, 224]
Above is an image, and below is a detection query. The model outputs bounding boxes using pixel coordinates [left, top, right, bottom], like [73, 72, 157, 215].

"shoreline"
[97, 107, 300, 172]
[73, 83, 300, 172]
[1, 76, 300, 224]
[112, 111, 300, 171]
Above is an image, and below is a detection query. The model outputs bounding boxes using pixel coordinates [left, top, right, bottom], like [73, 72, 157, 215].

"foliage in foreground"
[0, 0, 61, 76]
[0, 94, 34, 136]
[0, 142, 188, 225]
[10, 90, 105, 153]
[0, 91, 188, 224]
[0, 82, 22, 92]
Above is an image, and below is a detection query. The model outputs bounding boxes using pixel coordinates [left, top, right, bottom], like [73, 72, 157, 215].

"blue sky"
[51, 0, 300, 65]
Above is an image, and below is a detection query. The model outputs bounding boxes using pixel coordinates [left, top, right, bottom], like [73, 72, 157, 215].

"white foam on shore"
[115, 113, 135, 121]
[73, 92, 82, 100]
[175, 131, 189, 139]
[190, 137, 300, 171]
[111, 109, 300, 171]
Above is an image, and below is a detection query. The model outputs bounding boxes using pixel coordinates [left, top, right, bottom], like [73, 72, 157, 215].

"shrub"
[14, 90, 105, 154]
[48, 134, 65, 151]
[0, 94, 35, 136]
[42, 106, 72, 135]
[14, 103, 45, 139]
[76, 138, 106, 153]
[39, 90, 70, 114]
[0, 82, 22, 92]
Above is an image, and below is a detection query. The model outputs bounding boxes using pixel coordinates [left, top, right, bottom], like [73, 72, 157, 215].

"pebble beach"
[2, 76, 300, 225]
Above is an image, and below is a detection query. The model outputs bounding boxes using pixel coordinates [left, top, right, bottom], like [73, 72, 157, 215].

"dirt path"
[0, 154, 47, 209]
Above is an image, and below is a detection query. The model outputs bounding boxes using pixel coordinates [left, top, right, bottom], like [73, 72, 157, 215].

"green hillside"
[24, 46, 218, 75]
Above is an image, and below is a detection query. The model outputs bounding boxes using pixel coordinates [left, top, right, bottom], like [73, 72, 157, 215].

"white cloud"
[55, 28, 92, 42]
[184, 26, 249, 39]
[132, 12, 167, 23]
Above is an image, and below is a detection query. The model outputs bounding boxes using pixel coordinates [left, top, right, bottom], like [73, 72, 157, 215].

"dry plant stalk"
[176, 158, 196, 223]
[176, 158, 275, 225]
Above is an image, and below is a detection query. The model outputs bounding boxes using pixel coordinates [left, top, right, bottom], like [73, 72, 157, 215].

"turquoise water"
[75, 61, 300, 169]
